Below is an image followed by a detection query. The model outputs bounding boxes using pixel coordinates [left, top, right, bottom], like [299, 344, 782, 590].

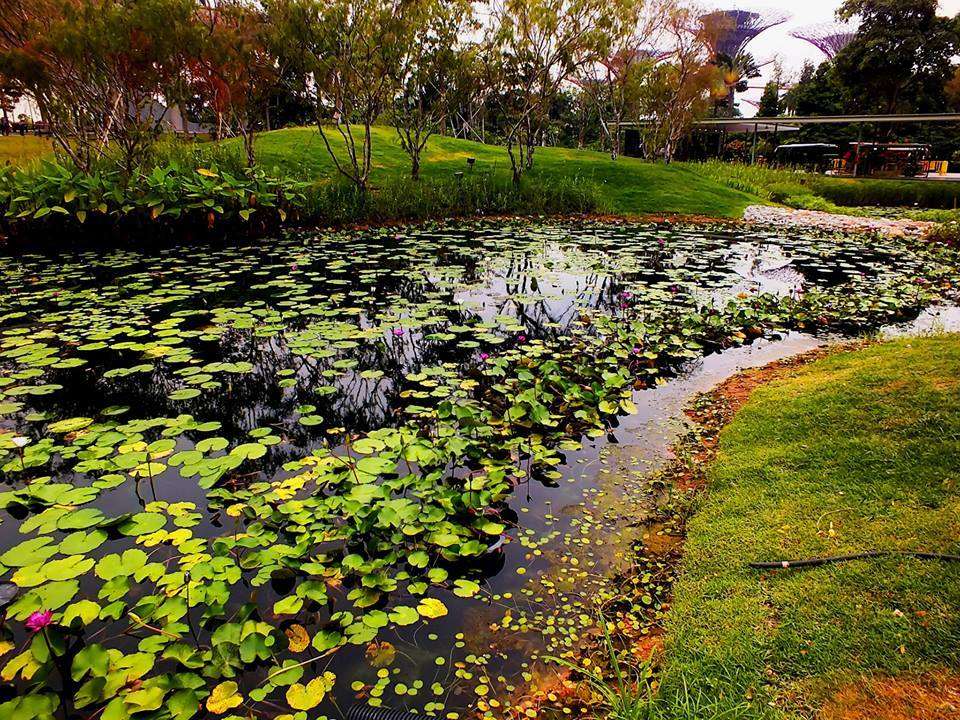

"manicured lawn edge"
[655, 335, 960, 719]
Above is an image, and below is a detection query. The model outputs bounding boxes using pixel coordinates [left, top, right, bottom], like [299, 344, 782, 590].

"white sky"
[739, 0, 960, 114]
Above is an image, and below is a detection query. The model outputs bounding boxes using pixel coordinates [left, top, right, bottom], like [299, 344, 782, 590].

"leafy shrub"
[810, 177, 960, 209]
[689, 160, 960, 211]
[0, 158, 604, 246]
[0, 160, 310, 241]
[765, 182, 808, 204]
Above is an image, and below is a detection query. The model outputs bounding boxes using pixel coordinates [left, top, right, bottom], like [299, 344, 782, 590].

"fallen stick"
[749, 550, 960, 570]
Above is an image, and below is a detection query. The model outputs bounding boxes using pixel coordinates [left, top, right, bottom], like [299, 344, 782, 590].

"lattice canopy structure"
[699, 7, 791, 61]
[789, 23, 858, 59]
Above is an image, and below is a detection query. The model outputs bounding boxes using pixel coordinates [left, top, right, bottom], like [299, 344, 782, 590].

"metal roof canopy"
[696, 121, 798, 133]
[692, 113, 960, 126]
[625, 118, 797, 132]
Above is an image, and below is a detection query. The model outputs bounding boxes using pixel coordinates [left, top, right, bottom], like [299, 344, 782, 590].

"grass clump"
[653, 335, 960, 718]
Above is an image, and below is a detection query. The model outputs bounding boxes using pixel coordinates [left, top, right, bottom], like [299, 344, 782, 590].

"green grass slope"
[658, 336, 960, 718]
[0, 135, 53, 167]
[250, 126, 759, 218]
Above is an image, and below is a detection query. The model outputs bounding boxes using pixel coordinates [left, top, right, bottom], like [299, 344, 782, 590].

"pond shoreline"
[547, 341, 865, 714]
[629, 334, 960, 718]
[0, 211, 746, 253]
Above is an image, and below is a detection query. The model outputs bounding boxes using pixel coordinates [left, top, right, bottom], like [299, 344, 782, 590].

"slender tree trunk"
[244, 128, 256, 168]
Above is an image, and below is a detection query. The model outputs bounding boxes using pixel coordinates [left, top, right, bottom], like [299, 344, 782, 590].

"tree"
[192, 0, 278, 167]
[0, 73, 20, 125]
[835, 0, 960, 114]
[486, 0, 618, 184]
[946, 65, 960, 111]
[640, 4, 716, 163]
[573, 0, 667, 159]
[444, 44, 492, 142]
[782, 60, 847, 116]
[756, 82, 780, 117]
[711, 51, 760, 117]
[754, 58, 787, 119]
[267, 0, 411, 193]
[0, 0, 197, 174]
[390, 0, 474, 179]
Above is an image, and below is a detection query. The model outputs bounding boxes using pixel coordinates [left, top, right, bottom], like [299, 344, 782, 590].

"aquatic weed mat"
[0, 220, 956, 720]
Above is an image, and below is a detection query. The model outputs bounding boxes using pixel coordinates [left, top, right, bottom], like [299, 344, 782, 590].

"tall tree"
[389, 0, 475, 179]
[756, 81, 781, 117]
[782, 60, 847, 116]
[192, 0, 278, 167]
[0, 0, 197, 173]
[267, 0, 411, 193]
[486, 0, 617, 184]
[711, 51, 761, 117]
[573, 0, 666, 160]
[0, 73, 20, 125]
[640, 4, 716, 163]
[758, 60, 787, 120]
[835, 0, 960, 114]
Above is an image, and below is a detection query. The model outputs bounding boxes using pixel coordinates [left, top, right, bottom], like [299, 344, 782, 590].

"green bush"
[811, 177, 960, 209]
[0, 159, 604, 245]
[0, 160, 309, 241]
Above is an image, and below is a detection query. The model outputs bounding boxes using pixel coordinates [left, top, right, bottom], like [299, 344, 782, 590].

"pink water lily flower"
[25, 610, 53, 633]
[392, 327, 404, 337]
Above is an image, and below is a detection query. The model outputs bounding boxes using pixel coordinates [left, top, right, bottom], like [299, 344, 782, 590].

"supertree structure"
[789, 23, 858, 59]
[698, 6, 790, 115]
[699, 7, 791, 61]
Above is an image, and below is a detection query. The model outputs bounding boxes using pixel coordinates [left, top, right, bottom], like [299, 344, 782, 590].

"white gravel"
[743, 205, 934, 238]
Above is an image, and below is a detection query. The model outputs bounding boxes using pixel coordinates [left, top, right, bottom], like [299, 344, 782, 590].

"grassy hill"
[246, 126, 760, 218]
[0, 126, 762, 218]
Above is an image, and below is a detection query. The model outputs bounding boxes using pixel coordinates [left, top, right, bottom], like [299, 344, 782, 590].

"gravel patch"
[744, 205, 934, 237]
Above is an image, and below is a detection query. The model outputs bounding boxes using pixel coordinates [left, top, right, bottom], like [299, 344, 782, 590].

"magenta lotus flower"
[620, 291, 632, 299]
[392, 327, 404, 337]
[480, 352, 489, 360]
[517, 334, 526, 342]
[290, 263, 298, 271]
[25, 610, 53, 633]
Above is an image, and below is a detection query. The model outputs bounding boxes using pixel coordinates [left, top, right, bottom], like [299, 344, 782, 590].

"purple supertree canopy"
[700, 7, 791, 60]
[789, 23, 858, 59]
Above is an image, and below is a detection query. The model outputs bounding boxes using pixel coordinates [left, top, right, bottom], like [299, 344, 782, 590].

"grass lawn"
[250, 126, 760, 218]
[0, 134, 53, 167]
[656, 335, 960, 719]
[0, 127, 762, 218]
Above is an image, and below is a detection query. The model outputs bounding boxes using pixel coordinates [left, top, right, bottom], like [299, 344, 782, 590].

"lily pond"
[0, 221, 957, 720]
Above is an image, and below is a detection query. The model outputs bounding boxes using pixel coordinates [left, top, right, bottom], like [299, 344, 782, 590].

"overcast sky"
[739, 0, 960, 114]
